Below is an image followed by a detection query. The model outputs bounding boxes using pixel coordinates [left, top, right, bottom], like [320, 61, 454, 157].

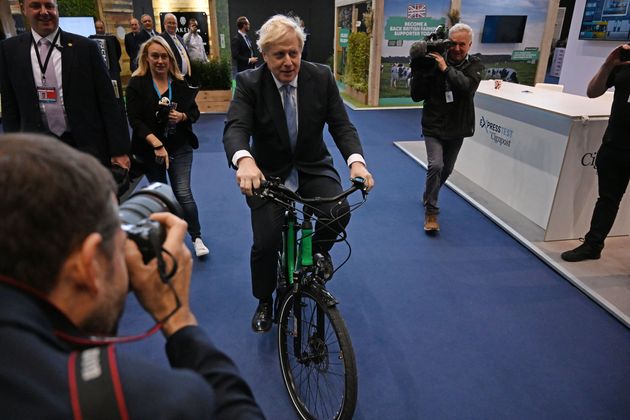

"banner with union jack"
[407, 4, 427, 19]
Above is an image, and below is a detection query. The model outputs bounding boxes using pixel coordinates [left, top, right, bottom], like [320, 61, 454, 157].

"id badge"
[37, 86, 58, 103]
[445, 91, 454, 103]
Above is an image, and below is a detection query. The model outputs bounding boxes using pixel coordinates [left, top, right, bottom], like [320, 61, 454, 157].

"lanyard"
[152, 77, 172, 102]
[33, 30, 61, 85]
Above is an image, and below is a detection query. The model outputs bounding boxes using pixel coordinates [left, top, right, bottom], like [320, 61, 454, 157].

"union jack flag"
[407, 4, 427, 19]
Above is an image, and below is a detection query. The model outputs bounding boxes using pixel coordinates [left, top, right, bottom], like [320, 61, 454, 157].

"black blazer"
[159, 32, 191, 77]
[231, 33, 257, 73]
[124, 31, 140, 71]
[126, 73, 199, 157]
[0, 30, 130, 163]
[223, 61, 363, 184]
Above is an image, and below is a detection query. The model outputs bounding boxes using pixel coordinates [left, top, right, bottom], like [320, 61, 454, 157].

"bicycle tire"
[277, 288, 358, 420]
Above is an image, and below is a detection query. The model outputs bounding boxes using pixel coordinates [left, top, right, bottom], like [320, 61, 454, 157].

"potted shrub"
[344, 32, 370, 104]
[191, 58, 232, 113]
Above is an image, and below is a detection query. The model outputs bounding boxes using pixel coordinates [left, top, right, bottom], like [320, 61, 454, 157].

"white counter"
[455, 80, 630, 241]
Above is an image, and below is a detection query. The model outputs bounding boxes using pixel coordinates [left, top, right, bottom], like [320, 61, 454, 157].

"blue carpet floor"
[115, 108, 630, 419]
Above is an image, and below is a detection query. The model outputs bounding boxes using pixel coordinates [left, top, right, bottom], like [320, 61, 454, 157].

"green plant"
[344, 32, 370, 93]
[58, 0, 97, 17]
[191, 58, 231, 90]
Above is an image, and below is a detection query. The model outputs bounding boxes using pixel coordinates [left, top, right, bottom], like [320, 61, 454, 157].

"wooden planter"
[345, 85, 368, 104]
[196, 89, 232, 113]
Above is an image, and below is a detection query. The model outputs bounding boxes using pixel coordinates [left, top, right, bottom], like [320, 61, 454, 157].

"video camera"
[119, 183, 183, 264]
[409, 25, 454, 70]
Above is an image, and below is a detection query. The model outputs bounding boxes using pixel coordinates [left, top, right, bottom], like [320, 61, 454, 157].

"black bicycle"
[255, 177, 368, 420]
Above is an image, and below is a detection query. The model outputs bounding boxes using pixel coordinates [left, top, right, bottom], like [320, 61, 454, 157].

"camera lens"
[119, 182, 183, 226]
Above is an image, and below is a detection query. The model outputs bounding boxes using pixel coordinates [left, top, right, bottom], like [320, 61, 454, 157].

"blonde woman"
[126, 37, 209, 257]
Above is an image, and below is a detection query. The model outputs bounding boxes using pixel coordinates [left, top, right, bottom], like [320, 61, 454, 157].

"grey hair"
[449, 22, 473, 42]
[256, 15, 305, 54]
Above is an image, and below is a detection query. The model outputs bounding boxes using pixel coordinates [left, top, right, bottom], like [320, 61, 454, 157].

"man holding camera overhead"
[409, 23, 483, 232]
[0, 134, 264, 419]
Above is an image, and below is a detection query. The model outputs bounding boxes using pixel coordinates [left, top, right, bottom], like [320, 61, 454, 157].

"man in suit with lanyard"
[160, 13, 192, 83]
[0, 0, 130, 170]
[231, 16, 258, 73]
[223, 15, 375, 333]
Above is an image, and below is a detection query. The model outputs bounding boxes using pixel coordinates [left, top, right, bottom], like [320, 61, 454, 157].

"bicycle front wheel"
[277, 288, 358, 420]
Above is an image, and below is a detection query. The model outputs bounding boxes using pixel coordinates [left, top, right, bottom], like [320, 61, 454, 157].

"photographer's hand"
[146, 133, 169, 169]
[429, 52, 448, 72]
[126, 213, 197, 338]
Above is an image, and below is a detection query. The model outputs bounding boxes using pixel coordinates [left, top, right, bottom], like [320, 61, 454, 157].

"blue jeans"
[144, 145, 202, 239]
[423, 135, 464, 215]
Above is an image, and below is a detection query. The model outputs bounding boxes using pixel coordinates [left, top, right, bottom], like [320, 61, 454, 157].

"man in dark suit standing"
[223, 15, 374, 333]
[160, 13, 192, 82]
[0, 0, 130, 169]
[231, 16, 258, 73]
[136, 14, 156, 45]
[124, 17, 141, 72]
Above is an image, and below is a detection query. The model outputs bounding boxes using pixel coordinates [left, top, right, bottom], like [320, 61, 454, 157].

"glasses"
[148, 53, 169, 61]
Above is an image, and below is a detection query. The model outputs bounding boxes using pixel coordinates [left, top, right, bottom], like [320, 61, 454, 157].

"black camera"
[620, 44, 630, 62]
[409, 25, 454, 69]
[155, 100, 177, 137]
[119, 183, 183, 264]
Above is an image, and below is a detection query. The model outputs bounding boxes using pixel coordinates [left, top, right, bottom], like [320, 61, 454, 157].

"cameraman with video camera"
[409, 23, 483, 232]
[0, 134, 264, 419]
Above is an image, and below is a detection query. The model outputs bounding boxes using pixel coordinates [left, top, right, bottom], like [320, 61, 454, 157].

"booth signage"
[511, 50, 540, 61]
[384, 17, 445, 40]
[339, 28, 350, 47]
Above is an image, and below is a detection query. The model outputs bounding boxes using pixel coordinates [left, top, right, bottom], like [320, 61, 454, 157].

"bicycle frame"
[281, 206, 314, 289]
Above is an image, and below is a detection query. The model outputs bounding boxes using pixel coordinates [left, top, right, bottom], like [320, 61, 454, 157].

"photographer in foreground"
[561, 44, 630, 262]
[0, 134, 264, 419]
[410, 23, 483, 232]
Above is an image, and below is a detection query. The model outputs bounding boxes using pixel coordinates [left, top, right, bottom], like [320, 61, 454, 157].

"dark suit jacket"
[160, 32, 191, 77]
[231, 33, 257, 73]
[0, 30, 130, 163]
[223, 61, 363, 184]
[0, 283, 264, 419]
[126, 73, 199, 158]
[124, 31, 141, 71]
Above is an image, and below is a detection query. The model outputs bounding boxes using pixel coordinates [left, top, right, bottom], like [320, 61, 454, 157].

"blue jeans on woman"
[144, 144, 202, 239]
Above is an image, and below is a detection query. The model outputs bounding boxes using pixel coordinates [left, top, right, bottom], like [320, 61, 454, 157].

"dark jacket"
[126, 73, 200, 158]
[0, 30, 130, 164]
[0, 282, 265, 419]
[410, 54, 484, 139]
[231, 33, 257, 73]
[223, 61, 363, 184]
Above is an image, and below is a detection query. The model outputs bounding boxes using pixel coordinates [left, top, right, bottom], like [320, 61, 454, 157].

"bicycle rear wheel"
[277, 287, 357, 420]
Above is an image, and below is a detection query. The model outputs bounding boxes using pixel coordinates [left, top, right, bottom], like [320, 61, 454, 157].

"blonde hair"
[131, 36, 184, 80]
[256, 15, 305, 54]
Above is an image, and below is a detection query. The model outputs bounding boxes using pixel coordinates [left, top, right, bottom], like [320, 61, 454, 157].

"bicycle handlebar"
[255, 177, 368, 204]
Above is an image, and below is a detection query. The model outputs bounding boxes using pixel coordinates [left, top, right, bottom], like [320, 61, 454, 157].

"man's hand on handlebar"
[236, 156, 266, 196]
[349, 161, 375, 192]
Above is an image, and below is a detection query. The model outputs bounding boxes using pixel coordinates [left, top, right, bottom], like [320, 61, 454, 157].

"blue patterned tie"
[282, 84, 298, 191]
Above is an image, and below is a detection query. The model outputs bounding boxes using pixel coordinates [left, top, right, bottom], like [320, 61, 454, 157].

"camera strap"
[68, 345, 129, 420]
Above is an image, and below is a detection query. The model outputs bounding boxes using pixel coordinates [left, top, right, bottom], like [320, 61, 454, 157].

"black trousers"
[584, 142, 630, 246]
[248, 173, 350, 300]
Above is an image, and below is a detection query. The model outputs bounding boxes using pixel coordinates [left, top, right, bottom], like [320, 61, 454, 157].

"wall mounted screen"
[58, 17, 95, 38]
[579, 0, 630, 40]
[481, 15, 527, 43]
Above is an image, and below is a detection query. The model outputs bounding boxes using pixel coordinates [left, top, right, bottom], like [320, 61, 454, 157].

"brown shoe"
[424, 214, 440, 232]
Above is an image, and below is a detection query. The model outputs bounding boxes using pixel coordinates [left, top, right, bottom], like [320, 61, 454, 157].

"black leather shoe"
[560, 241, 603, 262]
[251, 300, 273, 333]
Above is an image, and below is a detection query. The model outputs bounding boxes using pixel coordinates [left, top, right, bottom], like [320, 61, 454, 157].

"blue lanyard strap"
[152, 78, 172, 102]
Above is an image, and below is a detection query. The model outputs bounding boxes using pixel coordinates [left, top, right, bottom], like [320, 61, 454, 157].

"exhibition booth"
[456, 80, 630, 241]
